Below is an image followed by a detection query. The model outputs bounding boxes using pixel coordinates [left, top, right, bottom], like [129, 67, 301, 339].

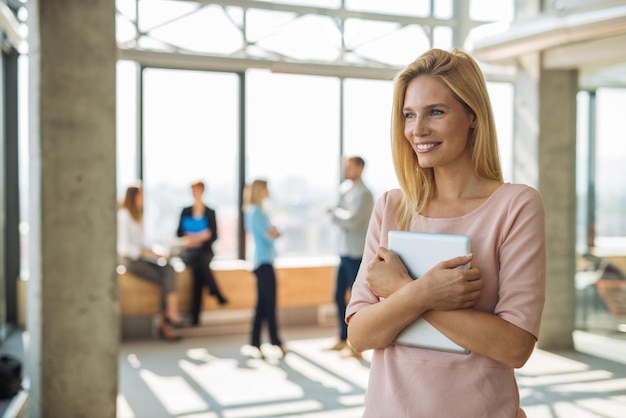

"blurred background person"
[326, 156, 374, 357]
[243, 179, 286, 358]
[177, 180, 228, 327]
[118, 182, 182, 341]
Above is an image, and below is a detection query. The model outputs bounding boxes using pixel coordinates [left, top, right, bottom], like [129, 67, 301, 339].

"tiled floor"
[117, 327, 626, 418]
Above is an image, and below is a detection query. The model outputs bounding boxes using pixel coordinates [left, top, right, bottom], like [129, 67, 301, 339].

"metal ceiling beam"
[186, 0, 457, 27]
[118, 48, 402, 80]
[0, 2, 26, 53]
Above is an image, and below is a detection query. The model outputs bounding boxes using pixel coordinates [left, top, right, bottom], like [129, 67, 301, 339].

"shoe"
[159, 327, 182, 342]
[251, 345, 265, 359]
[164, 316, 183, 329]
[278, 344, 287, 357]
[324, 340, 348, 351]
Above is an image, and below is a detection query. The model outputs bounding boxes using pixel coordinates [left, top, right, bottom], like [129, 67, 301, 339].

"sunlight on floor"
[139, 369, 209, 415]
[118, 332, 626, 418]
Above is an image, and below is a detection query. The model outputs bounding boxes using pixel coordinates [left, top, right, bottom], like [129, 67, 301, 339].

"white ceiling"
[468, 4, 626, 89]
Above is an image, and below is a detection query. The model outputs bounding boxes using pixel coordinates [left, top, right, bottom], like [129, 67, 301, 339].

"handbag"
[0, 354, 22, 399]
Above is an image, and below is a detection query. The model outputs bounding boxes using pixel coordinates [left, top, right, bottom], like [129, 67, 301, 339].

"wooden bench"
[596, 279, 626, 317]
[588, 255, 626, 319]
[118, 260, 338, 339]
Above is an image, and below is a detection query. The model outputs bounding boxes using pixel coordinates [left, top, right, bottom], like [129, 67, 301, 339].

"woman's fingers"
[436, 254, 473, 271]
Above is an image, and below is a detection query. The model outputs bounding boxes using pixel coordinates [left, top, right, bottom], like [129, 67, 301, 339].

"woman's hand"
[367, 249, 483, 310]
[268, 226, 280, 238]
[365, 247, 413, 298]
[185, 229, 211, 248]
[419, 254, 483, 311]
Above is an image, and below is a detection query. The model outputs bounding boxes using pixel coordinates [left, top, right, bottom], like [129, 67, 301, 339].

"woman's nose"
[412, 118, 429, 137]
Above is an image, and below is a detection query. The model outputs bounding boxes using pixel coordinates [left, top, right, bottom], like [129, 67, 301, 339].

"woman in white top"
[118, 182, 181, 341]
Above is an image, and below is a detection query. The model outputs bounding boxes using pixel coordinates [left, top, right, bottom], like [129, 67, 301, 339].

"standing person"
[243, 179, 286, 359]
[345, 48, 546, 417]
[118, 182, 182, 341]
[177, 180, 228, 327]
[326, 156, 374, 356]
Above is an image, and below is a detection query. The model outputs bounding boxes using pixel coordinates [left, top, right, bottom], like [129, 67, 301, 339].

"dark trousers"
[185, 250, 225, 325]
[334, 256, 362, 341]
[251, 263, 282, 347]
[124, 258, 176, 313]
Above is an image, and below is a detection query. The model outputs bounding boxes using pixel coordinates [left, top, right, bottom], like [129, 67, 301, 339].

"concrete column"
[27, 1, 118, 417]
[509, 0, 577, 352]
[537, 68, 578, 350]
[513, 55, 578, 350]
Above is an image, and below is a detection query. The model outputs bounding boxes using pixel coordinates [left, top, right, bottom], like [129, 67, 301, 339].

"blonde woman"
[243, 180, 286, 358]
[118, 182, 181, 341]
[346, 49, 546, 417]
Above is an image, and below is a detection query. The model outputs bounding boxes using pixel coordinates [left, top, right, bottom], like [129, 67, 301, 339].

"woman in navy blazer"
[177, 180, 228, 326]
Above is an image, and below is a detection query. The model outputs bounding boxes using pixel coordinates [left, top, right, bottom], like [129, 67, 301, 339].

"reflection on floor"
[118, 327, 626, 418]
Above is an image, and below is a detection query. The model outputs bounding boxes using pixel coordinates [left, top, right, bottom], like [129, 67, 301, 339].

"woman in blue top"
[243, 179, 286, 358]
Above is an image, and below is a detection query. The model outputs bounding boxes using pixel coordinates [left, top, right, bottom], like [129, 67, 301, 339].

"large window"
[343, 78, 397, 198]
[141, 69, 240, 259]
[246, 71, 340, 258]
[575, 88, 626, 256]
[593, 88, 626, 254]
[115, 0, 518, 262]
[575, 88, 626, 331]
[487, 82, 514, 182]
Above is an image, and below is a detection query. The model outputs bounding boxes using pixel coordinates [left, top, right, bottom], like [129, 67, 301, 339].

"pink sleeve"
[495, 186, 546, 339]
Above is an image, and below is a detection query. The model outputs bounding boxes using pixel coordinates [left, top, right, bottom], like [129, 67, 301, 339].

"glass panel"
[253, 0, 341, 8]
[343, 78, 397, 199]
[246, 9, 297, 43]
[432, 26, 453, 50]
[116, 0, 138, 45]
[116, 61, 138, 196]
[142, 69, 240, 259]
[354, 24, 430, 67]
[19, 55, 29, 280]
[576, 91, 590, 255]
[469, 0, 514, 22]
[345, 0, 430, 17]
[594, 88, 626, 254]
[246, 70, 340, 258]
[486, 82, 514, 182]
[147, 5, 243, 54]
[253, 14, 341, 62]
[576, 89, 626, 332]
[433, 0, 453, 19]
[137, 0, 199, 33]
[116, 0, 137, 20]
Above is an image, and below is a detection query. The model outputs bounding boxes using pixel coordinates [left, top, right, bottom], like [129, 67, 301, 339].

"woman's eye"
[431, 109, 443, 116]
[404, 112, 415, 119]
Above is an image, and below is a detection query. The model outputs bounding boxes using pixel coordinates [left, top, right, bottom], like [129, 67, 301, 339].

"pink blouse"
[346, 183, 546, 418]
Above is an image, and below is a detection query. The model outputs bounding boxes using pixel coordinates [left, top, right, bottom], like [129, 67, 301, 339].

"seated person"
[177, 180, 228, 326]
[118, 182, 181, 341]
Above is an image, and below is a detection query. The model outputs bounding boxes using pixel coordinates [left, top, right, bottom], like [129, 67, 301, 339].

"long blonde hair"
[243, 179, 268, 209]
[391, 48, 503, 230]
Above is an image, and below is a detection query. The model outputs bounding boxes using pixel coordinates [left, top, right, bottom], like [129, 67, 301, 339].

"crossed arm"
[347, 247, 536, 368]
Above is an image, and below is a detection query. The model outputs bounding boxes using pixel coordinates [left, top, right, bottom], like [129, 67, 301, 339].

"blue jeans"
[334, 256, 362, 341]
